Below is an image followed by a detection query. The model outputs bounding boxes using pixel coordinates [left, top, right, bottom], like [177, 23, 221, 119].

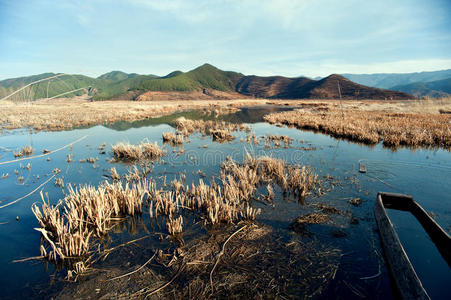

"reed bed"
[112, 141, 165, 161]
[265, 134, 293, 148]
[0, 98, 265, 133]
[210, 129, 235, 142]
[13, 146, 33, 158]
[174, 117, 249, 142]
[264, 108, 451, 149]
[166, 215, 183, 235]
[162, 131, 184, 145]
[222, 154, 319, 203]
[109, 167, 120, 181]
[32, 180, 150, 267]
[31, 153, 318, 278]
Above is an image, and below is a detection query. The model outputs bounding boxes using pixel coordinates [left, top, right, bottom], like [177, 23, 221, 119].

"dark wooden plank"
[374, 193, 430, 300]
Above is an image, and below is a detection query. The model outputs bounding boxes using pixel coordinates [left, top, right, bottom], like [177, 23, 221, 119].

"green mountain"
[93, 64, 243, 100]
[342, 69, 451, 89]
[390, 77, 451, 98]
[162, 70, 184, 78]
[98, 71, 132, 81]
[0, 64, 413, 101]
[134, 64, 243, 92]
[0, 73, 99, 101]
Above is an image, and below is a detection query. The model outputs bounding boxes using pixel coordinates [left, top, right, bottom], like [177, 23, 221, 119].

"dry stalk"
[210, 225, 248, 293]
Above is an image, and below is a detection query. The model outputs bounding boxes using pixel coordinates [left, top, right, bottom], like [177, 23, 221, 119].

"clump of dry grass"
[54, 178, 64, 188]
[210, 129, 235, 142]
[112, 141, 165, 161]
[162, 131, 184, 145]
[245, 133, 260, 145]
[112, 143, 142, 160]
[110, 167, 120, 181]
[166, 215, 183, 235]
[222, 154, 319, 203]
[32, 179, 150, 266]
[289, 213, 330, 235]
[174, 117, 248, 142]
[348, 197, 362, 206]
[265, 135, 293, 148]
[13, 146, 34, 158]
[264, 108, 451, 149]
[293, 213, 329, 224]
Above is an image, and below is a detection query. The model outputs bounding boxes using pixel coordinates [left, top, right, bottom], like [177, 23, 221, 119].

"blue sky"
[0, 0, 450, 80]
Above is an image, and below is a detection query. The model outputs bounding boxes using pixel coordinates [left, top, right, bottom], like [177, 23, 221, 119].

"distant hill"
[97, 71, 143, 81]
[0, 64, 413, 101]
[236, 74, 411, 100]
[390, 77, 451, 98]
[342, 69, 451, 89]
[0, 73, 99, 101]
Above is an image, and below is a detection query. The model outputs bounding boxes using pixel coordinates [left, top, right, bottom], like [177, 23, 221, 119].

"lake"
[0, 106, 450, 299]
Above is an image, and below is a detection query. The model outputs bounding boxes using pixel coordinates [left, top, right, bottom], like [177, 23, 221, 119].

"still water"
[0, 107, 450, 299]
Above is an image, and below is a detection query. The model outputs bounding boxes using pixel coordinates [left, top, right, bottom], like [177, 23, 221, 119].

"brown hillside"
[235, 74, 412, 100]
[136, 89, 247, 101]
[309, 74, 411, 99]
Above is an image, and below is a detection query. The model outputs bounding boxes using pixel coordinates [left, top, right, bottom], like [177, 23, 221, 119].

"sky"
[0, 0, 450, 80]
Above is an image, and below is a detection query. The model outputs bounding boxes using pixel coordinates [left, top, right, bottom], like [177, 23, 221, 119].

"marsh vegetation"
[1, 103, 450, 298]
[264, 105, 451, 148]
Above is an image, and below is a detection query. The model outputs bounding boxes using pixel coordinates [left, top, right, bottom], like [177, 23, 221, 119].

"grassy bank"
[264, 98, 451, 149]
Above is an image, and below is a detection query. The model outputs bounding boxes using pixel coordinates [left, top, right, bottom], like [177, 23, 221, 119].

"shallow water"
[0, 106, 450, 299]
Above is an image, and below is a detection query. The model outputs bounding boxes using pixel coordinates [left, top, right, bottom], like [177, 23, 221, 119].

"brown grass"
[222, 153, 319, 203]
[112, 141, 165, 161]
[210, 129, 235, 142]
[13, 146, 34, 158]
[31, 152, 318, 277]
[109, 167, 120, 181]
[293, 213, 330, 224]
[166, 215, 183, 235]
[175, 117, 249, 142]
[162, 131, 184, 145]
[0, 98, 264, 133]
[265, 134, 293, 148]
[264, 107, 451, 149]
[32, 179, 150, 264]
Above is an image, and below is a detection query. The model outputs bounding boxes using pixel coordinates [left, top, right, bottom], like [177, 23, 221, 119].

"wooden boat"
[374, 192, 451, 300]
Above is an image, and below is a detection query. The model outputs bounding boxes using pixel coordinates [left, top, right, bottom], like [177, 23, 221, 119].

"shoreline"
[1, 97, 450, 134]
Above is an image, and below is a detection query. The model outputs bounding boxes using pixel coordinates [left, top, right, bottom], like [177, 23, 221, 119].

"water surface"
[0, 106, 449, 299]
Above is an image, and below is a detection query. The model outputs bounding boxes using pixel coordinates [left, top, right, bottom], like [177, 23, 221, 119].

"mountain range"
[341, 69, 451, 97]
[0, 64, 416, 101]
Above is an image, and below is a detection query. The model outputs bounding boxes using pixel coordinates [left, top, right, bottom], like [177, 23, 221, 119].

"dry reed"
[264, 108, 451, 149]
[110, 167, 120, 181]
[112, 141, 165, 161]
[221, 154, 319, 203]
[162, 132, 184, 145]
[31, 153, 318, 277]
[32, 179, 150, 265]
[0, 98, 264, 133]
[175, 117, 249, 142]
[13, 146, 33, 158]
